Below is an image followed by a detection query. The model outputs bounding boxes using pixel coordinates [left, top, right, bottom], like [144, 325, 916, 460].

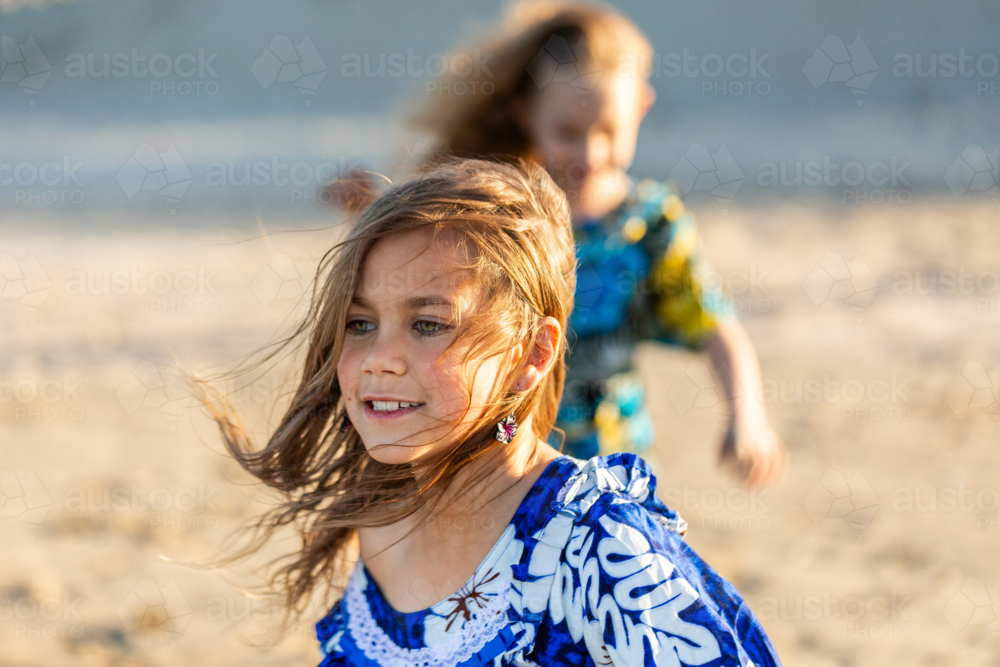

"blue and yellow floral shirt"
[316, 453, 780, 667]
[557, 180, 735, 458]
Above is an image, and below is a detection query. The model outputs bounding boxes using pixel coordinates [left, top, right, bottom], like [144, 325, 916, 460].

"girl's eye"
[346, 319, 375, 335]
[414, 319, 447, 335]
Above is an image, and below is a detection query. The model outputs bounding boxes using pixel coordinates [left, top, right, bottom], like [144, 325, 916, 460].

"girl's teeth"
[371, 401, 420, 412]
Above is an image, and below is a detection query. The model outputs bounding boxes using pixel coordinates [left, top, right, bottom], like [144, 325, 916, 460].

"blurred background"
[1, 0, 997, 665]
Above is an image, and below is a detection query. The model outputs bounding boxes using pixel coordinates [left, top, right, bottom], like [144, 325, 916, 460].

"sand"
[1, 195, 998, 666]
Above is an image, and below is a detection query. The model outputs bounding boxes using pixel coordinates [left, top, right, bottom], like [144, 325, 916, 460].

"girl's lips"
[362, 401, 424, 421]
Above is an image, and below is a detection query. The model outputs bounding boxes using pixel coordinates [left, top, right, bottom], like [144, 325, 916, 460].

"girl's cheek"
[419, 363, 469, 417]
[337, 346, 361, 388]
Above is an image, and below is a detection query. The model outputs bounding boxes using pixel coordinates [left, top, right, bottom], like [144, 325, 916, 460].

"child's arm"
[704, 319, 787, 488]
[642, 189, 785, 487]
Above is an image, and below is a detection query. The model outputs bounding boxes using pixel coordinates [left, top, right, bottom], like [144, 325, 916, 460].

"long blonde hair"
[416, 0, 653, 160]
[203, 158, 576, 626]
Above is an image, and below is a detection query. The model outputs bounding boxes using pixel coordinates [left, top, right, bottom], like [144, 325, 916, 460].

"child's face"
[522, 72, 651, 215]
[338, 228, 508, 465]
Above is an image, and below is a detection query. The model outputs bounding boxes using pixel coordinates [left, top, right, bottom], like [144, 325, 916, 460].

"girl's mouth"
[363, 400, 424, 420]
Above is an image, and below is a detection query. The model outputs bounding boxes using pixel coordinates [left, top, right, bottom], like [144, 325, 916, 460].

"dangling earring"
[494, 413, 518, 444]
[339, 415, 353, 433]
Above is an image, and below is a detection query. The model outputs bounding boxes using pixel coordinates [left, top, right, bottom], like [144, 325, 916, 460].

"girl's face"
[338, 228, 508, 465]
[522, 72, 652, 217]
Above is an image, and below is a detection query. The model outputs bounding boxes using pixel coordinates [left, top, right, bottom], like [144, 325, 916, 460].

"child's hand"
[718, 417, 787, 488]
[321, 168, 378, 215]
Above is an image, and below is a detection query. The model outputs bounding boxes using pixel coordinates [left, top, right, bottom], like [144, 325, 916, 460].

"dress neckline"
[356, 455, 577, 621]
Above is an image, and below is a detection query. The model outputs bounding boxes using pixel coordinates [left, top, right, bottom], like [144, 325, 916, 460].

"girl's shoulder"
[549, 452, 688, 537]
[528, 453, 782, 667]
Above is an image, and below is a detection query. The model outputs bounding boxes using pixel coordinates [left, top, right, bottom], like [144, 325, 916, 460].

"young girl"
[413, 1, 787, 487]
[213, 160, 780, 666]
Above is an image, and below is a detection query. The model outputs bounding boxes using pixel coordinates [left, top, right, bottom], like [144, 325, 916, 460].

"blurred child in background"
[417, 1, 786, 487]
[327, 1, 786, 487]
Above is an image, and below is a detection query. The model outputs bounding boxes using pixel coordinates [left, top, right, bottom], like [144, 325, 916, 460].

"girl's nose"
[360, 329, 407, 376]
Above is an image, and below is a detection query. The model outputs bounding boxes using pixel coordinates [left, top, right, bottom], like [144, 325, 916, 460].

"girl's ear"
[640, 83, 656, 119]
[513, 317, 562, 393]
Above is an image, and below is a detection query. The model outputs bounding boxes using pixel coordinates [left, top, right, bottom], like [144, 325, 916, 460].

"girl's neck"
[357, 421, 563, 612]
[360, 417, 562, 551]
[419, 415, 552, 526]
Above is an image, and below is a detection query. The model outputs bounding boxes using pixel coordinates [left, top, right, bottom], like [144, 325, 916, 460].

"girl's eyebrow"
[349, 295, 453, 309]
[350, 295, 374, 309]
[405, 295, 452, 309]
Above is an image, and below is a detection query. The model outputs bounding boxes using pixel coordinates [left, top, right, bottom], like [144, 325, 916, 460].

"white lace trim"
[345, 570, 512, 667]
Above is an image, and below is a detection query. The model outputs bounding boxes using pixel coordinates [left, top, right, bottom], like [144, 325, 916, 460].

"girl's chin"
[356, 421, 475, 465]
[362, 440, 439, 466]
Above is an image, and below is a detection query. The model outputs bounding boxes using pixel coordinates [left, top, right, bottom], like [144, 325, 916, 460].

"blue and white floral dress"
[316, 454, 781, 667]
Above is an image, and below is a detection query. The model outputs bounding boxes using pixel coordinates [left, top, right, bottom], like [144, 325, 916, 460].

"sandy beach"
[2, 195, 998, 666]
